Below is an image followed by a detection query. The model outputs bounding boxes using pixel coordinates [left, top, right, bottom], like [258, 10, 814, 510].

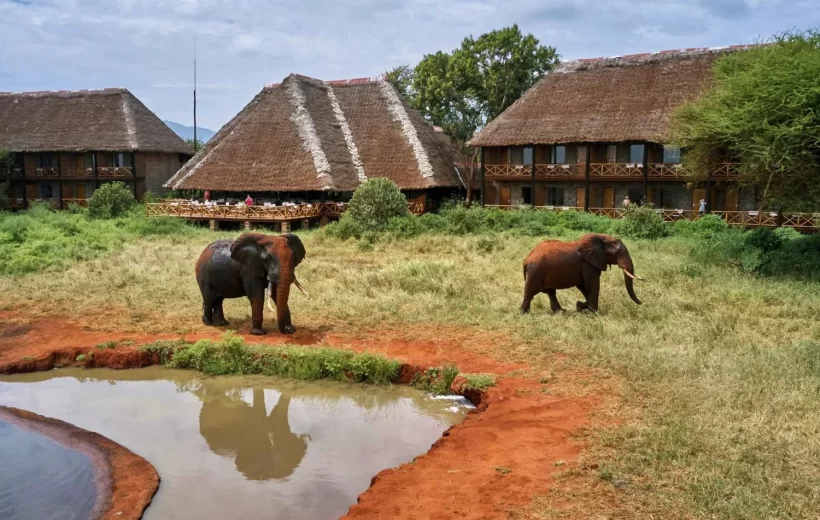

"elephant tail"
[523, 262, 530, 281]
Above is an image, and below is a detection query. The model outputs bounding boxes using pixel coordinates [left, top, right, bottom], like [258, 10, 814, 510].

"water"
[0, 367, 468, 520]
[0, 419, 97, 520]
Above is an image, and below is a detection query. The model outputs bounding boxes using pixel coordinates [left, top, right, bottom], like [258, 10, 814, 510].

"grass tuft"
[461, 373, 497, 391]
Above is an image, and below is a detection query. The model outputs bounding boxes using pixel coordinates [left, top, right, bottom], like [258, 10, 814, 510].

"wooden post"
[302, 219, 310, 230]
[479, 147, 486, 207]
[57, 153, 63, 209]
[209, 220, 218, 231]
[93, 152, 99, 190]
[706, 178, 713, 214]
[642, 143, 649, 204]
[21, 153, 28, 209]
[530, 145, 536, 206]
[131, 152, 138, 201]
[584, 144, 591, 211]
[319, 216, 330, 227]
[281, 221, 291, 233]
[243, 221, 251, 230]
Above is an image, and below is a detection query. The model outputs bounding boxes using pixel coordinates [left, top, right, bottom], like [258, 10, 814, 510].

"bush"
[612, 204, 669, 240]
[346, 178, 409, 230]
[673, 214, 729, 239]
[88, 182, 137, 219]
[323, 212, 365, 240]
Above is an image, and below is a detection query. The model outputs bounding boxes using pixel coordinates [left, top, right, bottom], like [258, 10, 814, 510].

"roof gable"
[0, 88, 192, 154]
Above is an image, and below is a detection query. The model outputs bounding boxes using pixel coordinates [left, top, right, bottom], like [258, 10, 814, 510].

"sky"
[1, 0, 818, 131]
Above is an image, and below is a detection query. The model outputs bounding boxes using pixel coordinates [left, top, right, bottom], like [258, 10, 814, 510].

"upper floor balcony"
[0, 166, 135, 179]
[484, 162, 741, 181]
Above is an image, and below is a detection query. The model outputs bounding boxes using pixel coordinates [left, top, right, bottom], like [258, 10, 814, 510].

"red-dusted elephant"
[195, 232, 309, 335]
[520, 233, 644, 314]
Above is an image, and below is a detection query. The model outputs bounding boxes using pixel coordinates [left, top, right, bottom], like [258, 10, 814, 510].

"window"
[509, 147, 524, 165]
[630, 144, 645, 164]
[521, 186, 532, 205]
[41, 184, 53, 199]
[628, 189, 644, 205]
[112, 153, 133, 168]
[551, 145, 566, 164]
[548, 187, 565, 206]
[523, 147, 534, 166]
[606, 145, 617, 163]
[39, 153, 54, 167]
[663, 145, 681, 164]
[84, 153, 94, 169]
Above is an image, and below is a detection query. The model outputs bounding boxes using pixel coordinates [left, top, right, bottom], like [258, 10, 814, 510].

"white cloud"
[1, 0, 818, 129]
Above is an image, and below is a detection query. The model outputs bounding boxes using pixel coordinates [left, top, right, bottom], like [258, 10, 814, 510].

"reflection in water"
[0, 367, 468, 520]
[198, 388, 309, 480]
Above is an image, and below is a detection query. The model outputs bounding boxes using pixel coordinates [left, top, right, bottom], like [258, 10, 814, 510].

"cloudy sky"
[1, 0, 817, 130]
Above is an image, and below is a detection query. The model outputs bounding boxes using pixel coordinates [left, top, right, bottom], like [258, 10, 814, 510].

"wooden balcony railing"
[0, 168, 23, 179]
[62, 168, 96, 179]
[485, 164, 583, 178]
[146, 200, 426, 222]
[98, 167, 133, 178]
[535, 164, 583, 178]
[62, 198, 91, 207]
[8, 198, 25, 209]
[647, 163, 689, 178]
[589, 163, 644, 178]
[26, 167, 60, 178]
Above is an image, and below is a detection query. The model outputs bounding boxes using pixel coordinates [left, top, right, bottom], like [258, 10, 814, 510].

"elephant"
[520, 233, 644, 314]
[195, 232, 309, 335]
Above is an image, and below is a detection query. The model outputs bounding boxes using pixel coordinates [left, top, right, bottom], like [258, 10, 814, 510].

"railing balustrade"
[145, 200, 426, 222]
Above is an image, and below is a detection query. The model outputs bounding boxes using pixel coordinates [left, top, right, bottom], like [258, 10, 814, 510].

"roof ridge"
[0, 88, 126, 96]
[283, 75, 335, 190]
[556, 43, 763, 72]
[265, 73, 385, 89]
[379, 81, 435, 180]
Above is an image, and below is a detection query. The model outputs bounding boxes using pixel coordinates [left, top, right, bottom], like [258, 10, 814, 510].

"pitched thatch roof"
[469, 45, 760, 147]
[165, 74, 462, 192]
[0, 88, 192, 154]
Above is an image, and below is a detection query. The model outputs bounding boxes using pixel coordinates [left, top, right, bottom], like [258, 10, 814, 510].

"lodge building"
[0, 89, 193, 208]
[163, 73, 463, 211]
[469, 46, 761, 215]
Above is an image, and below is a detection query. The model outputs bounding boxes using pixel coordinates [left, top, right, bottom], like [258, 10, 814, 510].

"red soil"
[0, 406, 159, 520]
[0, 311, 606, 520]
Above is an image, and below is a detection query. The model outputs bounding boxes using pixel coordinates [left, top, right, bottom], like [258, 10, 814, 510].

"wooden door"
[534, 186, 547, 207]
[76, 185, 86, 200]
[25, 184, 37, 200]
[499, 186, 511, 207]
[484, 185, 497, 205]
[588, 187, 599, 208]
[725, 188, 739, 211]
[575, 188, 586, 209]
[602, 187, 615, 208]
[692, 188, 706, 212]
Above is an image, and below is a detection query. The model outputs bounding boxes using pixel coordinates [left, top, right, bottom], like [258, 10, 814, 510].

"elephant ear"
[282, 233, 306, 267]
[230, 233, 267, 278]
[577, 235, 607, 272]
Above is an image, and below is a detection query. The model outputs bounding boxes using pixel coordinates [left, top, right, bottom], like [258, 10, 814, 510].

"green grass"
[1, 207, 819, 519]
[461, 373, 497, 391]
[140, 332, 402, 385]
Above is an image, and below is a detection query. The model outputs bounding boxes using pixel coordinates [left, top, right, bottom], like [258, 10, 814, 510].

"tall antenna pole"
[193, 37, 198, 151]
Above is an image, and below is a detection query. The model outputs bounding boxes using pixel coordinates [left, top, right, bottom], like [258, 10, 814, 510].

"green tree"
[185, 137, 204, 153]
[411, 25, 558, 204]
[347, 177, 409, 230]
[0, 148, 13, 175]
[672, 29, 820, 211]
[384, 64, 415, 102]
[88, 181, 137, 219]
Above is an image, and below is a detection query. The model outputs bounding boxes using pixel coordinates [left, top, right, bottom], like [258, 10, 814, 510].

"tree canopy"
[387, 25, 558, 143]
[672, 30, 820, 211]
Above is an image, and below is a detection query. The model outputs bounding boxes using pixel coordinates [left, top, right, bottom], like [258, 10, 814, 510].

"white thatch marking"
[325, 83, 366, 183]
[379, 81, 435, 179]
[121, 93, 138, 149]
[285, 77, 334, 189]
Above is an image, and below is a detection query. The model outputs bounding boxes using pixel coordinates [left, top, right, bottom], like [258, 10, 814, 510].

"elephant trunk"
[617, 254, 642, 305]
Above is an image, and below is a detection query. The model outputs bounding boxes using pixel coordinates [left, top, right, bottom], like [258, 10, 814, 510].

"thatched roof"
[0, 88, 192, 154]
[469, 45, 760, 147]
[165, 74, 462, 192]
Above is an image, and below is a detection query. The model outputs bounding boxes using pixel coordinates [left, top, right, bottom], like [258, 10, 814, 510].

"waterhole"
[0, 367, 469, 519]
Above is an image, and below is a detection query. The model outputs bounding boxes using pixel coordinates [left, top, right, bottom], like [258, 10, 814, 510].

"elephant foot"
[212, 317, 229, 327]
[551, 308, 565, 314]
[202, 316, 214, 326]
[576, 301, 587, 312]
[279, 324, 296, 335]
[250, 327, 267, 336]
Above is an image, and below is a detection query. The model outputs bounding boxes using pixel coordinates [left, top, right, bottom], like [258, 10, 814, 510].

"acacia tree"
[410, 25, 559, 204]
[672, 29, 820, 211]
[384, 64, 415, 102]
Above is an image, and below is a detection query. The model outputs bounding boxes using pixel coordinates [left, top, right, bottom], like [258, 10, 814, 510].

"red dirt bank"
[0, 312, 604, 520]
[0, 406, 159, 520]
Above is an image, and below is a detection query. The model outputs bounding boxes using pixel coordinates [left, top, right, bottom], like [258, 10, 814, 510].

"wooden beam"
[131, 152, 137, 200]
[706, 178, 713, 214]
[93, 152, 99, 190]
[584, 144, 591, 211]
[479, 147, 486, 207]
[642, 143, 649, 203]
[21, 153, 28, 209]
[530, 145, 536, 206]
[57, 153, 63, 209]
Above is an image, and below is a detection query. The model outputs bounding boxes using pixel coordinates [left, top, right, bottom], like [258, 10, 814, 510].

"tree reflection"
[196, 386, 310, 481]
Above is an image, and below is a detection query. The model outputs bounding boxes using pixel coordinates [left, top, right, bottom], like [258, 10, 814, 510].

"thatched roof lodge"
[164, 74, 463, 205]
[0, 88, 192, 207]
[467, 45, 763, 215]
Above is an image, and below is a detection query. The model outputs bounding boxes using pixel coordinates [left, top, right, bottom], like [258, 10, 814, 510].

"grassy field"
[1, 208, 819, 519]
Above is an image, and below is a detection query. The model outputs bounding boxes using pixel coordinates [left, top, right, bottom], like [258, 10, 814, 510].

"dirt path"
[0, 311, 610, 519]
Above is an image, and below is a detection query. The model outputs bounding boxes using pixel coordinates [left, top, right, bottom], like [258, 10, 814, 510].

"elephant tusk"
[622, 268, 647, 281]
[266, 282, 275, 312]
[293, 278, 310, 299]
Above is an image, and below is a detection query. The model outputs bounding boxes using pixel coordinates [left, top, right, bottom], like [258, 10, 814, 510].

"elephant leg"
[543, 289, 563, 313]
[576, 285, 589, 312]
[248, 286, 267, 336]
[212, 298, 228, 327]
[577, 278, 600, 312]
[274, 283, 295, 334]
[200, 283, 216, 326]
[520, 293, 535, 314]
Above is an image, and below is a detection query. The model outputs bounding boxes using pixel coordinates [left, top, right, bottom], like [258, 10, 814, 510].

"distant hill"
[163, 120, 216, 142]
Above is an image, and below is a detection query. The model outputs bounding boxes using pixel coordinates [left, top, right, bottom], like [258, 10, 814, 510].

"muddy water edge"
[0, 367, 469, 520]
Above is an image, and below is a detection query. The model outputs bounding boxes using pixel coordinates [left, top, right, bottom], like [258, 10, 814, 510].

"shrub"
[323, 212, 365, 240]
[674, 214, 729, 239]
[88, 182, 137, 219]
[612, 204, 669, 240]
[346, 178, 409, 230]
